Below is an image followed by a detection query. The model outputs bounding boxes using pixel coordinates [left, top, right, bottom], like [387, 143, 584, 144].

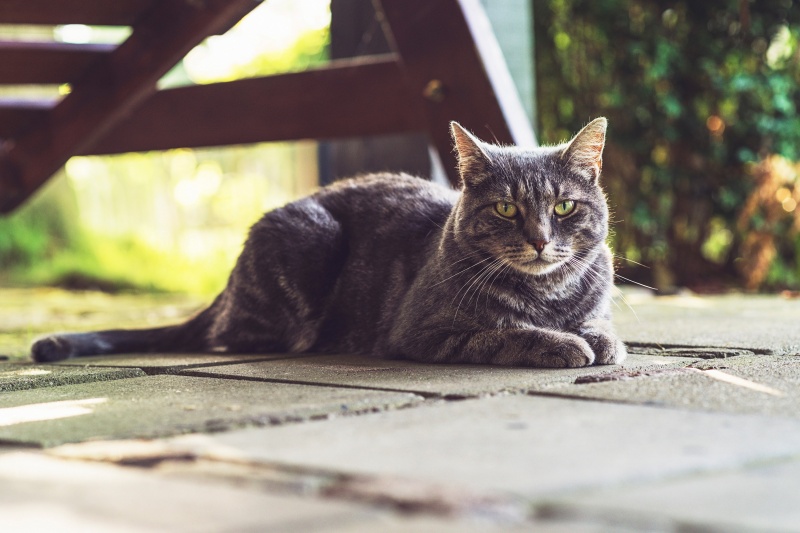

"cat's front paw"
[580, 329, 627, 365]
[537, 333, 595, 368]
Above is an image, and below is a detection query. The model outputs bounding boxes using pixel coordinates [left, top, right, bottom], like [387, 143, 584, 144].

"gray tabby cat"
[32, 118, 626, 367]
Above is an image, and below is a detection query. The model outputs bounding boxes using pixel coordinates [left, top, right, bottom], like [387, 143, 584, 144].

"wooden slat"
[82, 56, 426, 155]
[376, 0, 536, 186]
[0, 0, 260, 214]
[0, 0, 155, 26]
[0, 99, 55, 138]
[0, 41, 115, 84]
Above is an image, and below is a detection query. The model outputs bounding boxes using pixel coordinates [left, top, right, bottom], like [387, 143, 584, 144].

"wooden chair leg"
[376, 0, 536, 187]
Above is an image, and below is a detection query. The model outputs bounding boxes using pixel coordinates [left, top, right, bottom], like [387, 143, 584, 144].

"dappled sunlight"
[0, 398, 107, 427]
[183, 0, 330, 84]
[56, 141, 320, 293]
[54, 24, 130, 45]
[173, 161, 223, 207]
[699, 369, 784, 397]
[2, 369, 51, 377]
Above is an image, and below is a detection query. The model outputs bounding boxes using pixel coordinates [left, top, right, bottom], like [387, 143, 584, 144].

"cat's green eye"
[554, 200, 576, 216]
[495, 201, 518, 218]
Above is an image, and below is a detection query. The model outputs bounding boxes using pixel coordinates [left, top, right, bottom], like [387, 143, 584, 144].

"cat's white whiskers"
[565, 256, 611, 293]
[445, 249, 489, 268]
[618, 291, 640, 322]
[430, 254, 494, 288]
[562, 254, 623, 313]
[483, 261, 512, 310]
[567, 253, 639, 321]
[611, 254, 650, 269]
[469, 258, 507, 312]
[614, 275, 657, 292]
[463, 258, 504, 310]
[449, 258, 500, 308]
[452, 258, 504, 323]
[422, 214, 448, 232]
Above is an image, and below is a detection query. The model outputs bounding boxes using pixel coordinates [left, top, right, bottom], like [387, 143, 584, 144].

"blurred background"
[0, 0, 798, 296]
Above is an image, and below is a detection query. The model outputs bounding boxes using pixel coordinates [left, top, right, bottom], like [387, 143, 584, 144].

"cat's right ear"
[451, 122, 491, 188]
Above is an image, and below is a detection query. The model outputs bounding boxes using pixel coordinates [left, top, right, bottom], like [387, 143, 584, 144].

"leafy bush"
[534, 0, 800, 290]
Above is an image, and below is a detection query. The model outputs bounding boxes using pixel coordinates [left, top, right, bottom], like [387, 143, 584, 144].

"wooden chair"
[0, 0, 535, 214]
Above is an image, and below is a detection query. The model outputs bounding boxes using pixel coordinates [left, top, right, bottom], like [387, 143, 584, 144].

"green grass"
[12, 234, 231, 296]
[0, 287, 207, 362]
[0, 188, 232, 296]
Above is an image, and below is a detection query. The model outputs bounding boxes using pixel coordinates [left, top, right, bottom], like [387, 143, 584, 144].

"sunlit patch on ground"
[0, 288, 206, 362]
[0, 398, 107, 427]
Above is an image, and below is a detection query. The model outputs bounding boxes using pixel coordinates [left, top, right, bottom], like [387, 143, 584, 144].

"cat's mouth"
[511, 254, 564, 276]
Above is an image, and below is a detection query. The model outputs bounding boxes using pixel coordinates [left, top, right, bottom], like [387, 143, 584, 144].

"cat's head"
[450, 119, 610, 277]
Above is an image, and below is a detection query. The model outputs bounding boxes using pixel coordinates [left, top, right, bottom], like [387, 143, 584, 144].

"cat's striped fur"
[32, 119, 625, 367]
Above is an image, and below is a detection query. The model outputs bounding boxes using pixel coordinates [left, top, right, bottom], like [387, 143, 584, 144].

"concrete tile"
[614, 292, 800, 355]
[0, 375, 422, 447]
[57, 353, 309, 373]
[175, 395, 800, 500]
[42, 438, 658, 532]
[547, 458, 800, 533]
[0, 452, 381, 533]
[0, 363, 144, 392]
[0, 451, 596, 533]
[178, 352, 700, 398]
[548, 355, 800, 418]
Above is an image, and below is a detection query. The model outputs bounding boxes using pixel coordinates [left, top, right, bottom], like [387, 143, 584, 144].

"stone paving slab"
[0, 375, 422, 447]
[0, 452, 363, 533]
[178, 352, 700, 398]
[1, 452, 547, 533]
[56, 353, 310, 374]
[0, 363, 145, 392]
[546, 457, 800, 533]
[0, 451, 614, 532]
[172, 395, 800, 501]
[548, 355, 800, 418]
[613, 292, 800, 355]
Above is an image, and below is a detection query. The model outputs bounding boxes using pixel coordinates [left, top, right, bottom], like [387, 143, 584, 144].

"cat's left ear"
[451, 122, 491, 188]
[561, 117, 607, 183]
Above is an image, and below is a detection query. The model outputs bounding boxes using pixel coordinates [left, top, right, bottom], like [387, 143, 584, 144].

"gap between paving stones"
[48, 441, 529, 523]
[55, 354, 323, 376]
[79, 356, 304, 376]
[627, 343, 765, 357]
[174, 352, 705, 401]
[527, 367, 785, 411]
[177, 370, 474, 400]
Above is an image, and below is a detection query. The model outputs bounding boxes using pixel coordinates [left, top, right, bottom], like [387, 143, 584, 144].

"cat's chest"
[489, 281, 588, 329]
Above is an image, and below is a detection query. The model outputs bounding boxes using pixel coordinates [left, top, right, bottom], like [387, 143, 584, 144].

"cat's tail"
[30, 303, 217, 363]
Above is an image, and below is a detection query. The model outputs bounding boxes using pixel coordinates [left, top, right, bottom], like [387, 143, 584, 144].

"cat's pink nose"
[531, 240, 548, 253]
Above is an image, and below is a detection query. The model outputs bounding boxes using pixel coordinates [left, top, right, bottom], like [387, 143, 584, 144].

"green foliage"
[19, 234, 230, 295]
[535, 0, 800, 290]
[0, 177, 230, 294]
[0, 176, 78, 272]
[231, 27, 329, 79]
